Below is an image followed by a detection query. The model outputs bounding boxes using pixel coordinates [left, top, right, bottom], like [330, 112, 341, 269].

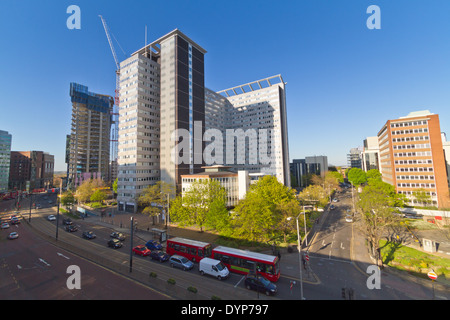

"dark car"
[82, 231, 96, 239]
[244, 274, 277, 296]
[150, 250, 170, 263]
[62, 218, 73, 225]
[132, 245, 152, 257]
[145, 239, 162, 251]
[110, 232, 125, 241]
[169, 255, 194, 271]
[65, 225, 78, 232]
[107, 238, 123, 249]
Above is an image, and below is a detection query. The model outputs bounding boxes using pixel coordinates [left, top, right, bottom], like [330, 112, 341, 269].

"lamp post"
[288, 214, 305, 300]
[129, 216, 134, 273]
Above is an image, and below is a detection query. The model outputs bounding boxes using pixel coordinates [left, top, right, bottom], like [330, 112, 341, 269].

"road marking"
[57, 252, 70, 260]
[234, 275, 245, 288]
[341, 242, 345, 250]
[38, 258, 51, 267]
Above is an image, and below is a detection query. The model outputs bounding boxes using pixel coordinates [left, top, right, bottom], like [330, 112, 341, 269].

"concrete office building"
[116, 29, 290, 212]
[362, 136, 380, 172]
[68, 83, 113, 187]
[180, 165, 268, 207]
[205, 75, 290, 187]
[377, 110, 450, 208]
[290, 155, 328, 188]
[0, 130, 12, 192]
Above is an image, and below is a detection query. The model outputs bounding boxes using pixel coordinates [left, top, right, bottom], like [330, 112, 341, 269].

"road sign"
[305, 254, 309, 261]
[427, 270, 438, 281]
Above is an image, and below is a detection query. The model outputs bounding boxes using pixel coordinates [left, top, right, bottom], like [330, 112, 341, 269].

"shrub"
[187, 286, 197, 294]
[167, 278, 176, 285]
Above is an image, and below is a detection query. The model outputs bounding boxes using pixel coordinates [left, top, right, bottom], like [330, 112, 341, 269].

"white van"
[199, 258, 229, 280]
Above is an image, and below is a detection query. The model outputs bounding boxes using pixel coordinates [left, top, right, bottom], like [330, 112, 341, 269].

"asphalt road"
[0, 216, 170, 300]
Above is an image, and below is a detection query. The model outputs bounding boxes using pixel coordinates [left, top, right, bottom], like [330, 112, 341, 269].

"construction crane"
[99, 15, 122, 176]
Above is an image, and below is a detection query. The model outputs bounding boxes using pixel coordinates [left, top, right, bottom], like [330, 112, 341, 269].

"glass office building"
[0, 130, 12, 192]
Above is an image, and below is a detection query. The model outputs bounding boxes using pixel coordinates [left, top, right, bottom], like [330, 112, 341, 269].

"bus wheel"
[200, 271, 204, 276]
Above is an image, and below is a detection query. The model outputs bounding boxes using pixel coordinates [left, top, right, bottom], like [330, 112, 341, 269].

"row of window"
[394, 152, 431, 157]
[396, 175, 435, 180]
[390, 120, 427, 128]
[397, 183, 436, 189]
[391, 128, 428, 135]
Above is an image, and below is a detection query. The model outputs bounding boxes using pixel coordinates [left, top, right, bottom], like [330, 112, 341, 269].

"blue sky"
[1, 0, 450, 171]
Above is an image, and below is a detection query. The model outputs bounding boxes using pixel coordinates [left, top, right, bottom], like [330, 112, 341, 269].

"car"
[62, 218, 73, 225]
[10, 217, 20, 225]
[65, 225, 78, 232]
[169, 254, 194, 271]
[244, 274, 277, 296]
[145, 239, 162, 251]
[1, 222, 10, 229]
[150, 250, 170, 263]
[330, 205, 336, 210]
[8, 232, 19, 240]
[133, 245, 152, 257]
[107, 238, 123, 249]
[82, 231, 96, 239]
[110, 232, 126, 241]
[332, 198, 339, 203]
[345, 215, 353, 223]
[36, 204, 41, 209]
[47, 215, 56, 221]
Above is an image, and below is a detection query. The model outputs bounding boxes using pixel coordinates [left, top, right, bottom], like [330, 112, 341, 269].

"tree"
[90, 189, 106, 204]
[276, 199, 301, 243]
[358, 184, 401, 267]
[171, 179, 227, 232]
[366, 169, 382, 182]
[231, 175, 297, 243]
[75, 178, 106, 204]
[61, 190, 75, 208]
[412, 188, 432, 207]
[297, 184, 328, 208]
[138, 181, 176, 225]
[347, 168, 367, 187]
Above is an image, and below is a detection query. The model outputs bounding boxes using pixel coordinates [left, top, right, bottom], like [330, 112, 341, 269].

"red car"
[132, 245, 152, 257]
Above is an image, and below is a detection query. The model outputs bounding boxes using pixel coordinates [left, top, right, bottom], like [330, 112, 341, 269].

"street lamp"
[287, 213, 305, 300]
[129, 216, 134, 273]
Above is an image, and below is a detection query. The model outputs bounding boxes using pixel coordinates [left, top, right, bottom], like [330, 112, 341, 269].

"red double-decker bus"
[212, 246, 280, 282]
[166, 237, 212, 262]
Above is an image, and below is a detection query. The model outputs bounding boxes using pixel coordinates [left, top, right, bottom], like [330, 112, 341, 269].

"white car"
[345, 215, 353, 223]
[47, 215, 56, 221]
[8, 232, 19, 240]
[1, 222, 10, 229]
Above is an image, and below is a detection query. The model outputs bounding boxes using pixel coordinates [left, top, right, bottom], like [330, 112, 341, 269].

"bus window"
[198, 249, 203, 257]
[190, 247, 197, 255]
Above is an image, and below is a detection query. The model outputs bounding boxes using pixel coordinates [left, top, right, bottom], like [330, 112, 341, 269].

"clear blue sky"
[1, 0, 450, 171]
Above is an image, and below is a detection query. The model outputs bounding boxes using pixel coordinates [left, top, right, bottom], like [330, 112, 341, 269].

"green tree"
[231, 175, 297, 243]
[171, 179, 227, 232]
[90, 189, 106, 204]
[61, 190, 75, 208]
[412, 188, 432, 207]
[297, 184, 328, 208]
[366, 169, 382, 182]
[139, 181, 176, 225]
[347, 168, 367, 187]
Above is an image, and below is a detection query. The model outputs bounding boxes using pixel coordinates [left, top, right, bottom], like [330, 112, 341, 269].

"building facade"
[68, 83, 113, 187]
[362, 136, 380, 172]
[0, 130, 12, 192]
[116, 29, 290, 212]
[290, 156, 328, 188]
[9, 151, 54, 191]
[377, 111, 450, 208]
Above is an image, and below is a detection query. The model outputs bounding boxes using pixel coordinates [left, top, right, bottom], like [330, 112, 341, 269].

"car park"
[149, 250, 170, 263]
[82, 231, 96, 239]
[199, 257, 229, 280]
[145, 239, 162, 250]
[169, 254, 194, 271]
[110, 232, 125, 241]
[244, 274, 277, 296]
[107, 238, 123, 249]
[8, 232, 19, 240]
[132, 245, 152, 256]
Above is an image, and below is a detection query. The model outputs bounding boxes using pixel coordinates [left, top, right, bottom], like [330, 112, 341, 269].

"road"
[0, 214, 170, 300]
